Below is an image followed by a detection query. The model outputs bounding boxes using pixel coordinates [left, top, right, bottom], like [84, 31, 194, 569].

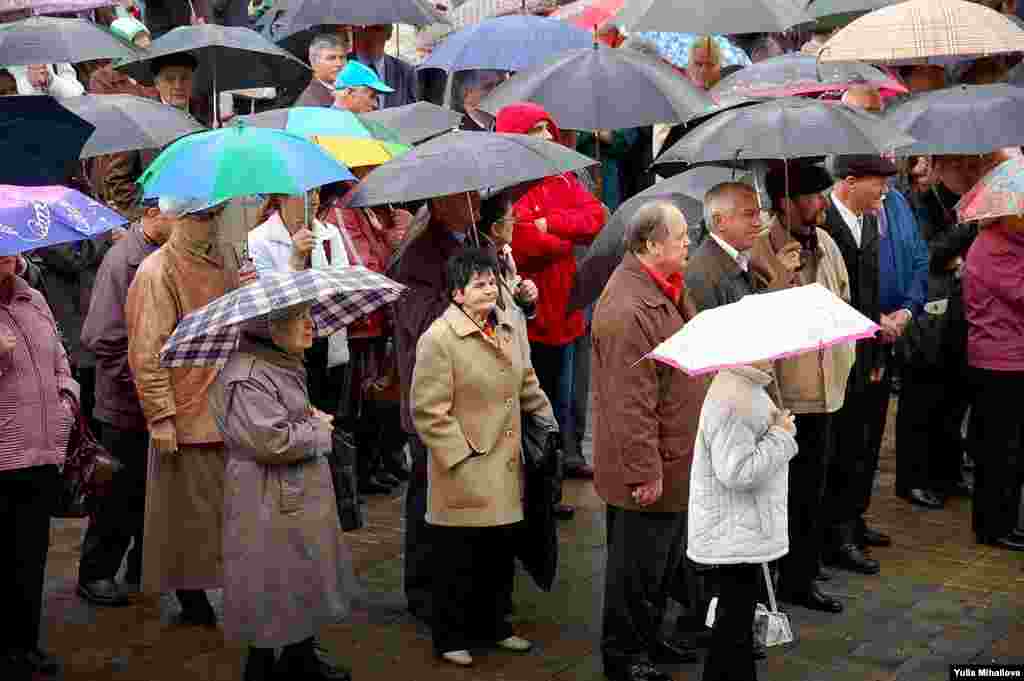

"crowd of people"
[2, 1, 1024, 681]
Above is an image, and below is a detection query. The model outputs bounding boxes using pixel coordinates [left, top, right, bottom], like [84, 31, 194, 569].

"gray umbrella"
[797, 0, 900, 32]
[655, 97, 915, 166]
[60, 94, 206, 159]
[885, 84, 1024, 156]
[360, 102, 465, 145]
[276, 0, 448, 39]
[344, 130, 597, 207]
[568, 190, 703, 312]
[1007, 60, 1023, 87]
[478, 45, 711, 131]
[0, 16, 139, 67]
[611, 0, 809, 35]
[116, 25, 309, 92]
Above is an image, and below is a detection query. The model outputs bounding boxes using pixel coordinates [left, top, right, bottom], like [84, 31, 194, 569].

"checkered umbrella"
[159, 267, 405, 368]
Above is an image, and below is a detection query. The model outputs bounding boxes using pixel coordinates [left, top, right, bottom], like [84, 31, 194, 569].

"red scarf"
[639, 260, 683, 305]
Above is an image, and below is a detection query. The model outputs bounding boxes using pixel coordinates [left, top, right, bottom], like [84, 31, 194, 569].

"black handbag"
[900, 274, 967, 371]
[329, 428, 365, 532]
[53, 392, 123, 518]
[516, 412, 563, 592]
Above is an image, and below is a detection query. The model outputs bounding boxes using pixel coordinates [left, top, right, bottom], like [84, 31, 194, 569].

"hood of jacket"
[495, 102, 561, 141]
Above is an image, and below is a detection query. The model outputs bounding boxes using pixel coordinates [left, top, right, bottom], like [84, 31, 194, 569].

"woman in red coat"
[495, 103, 607, 481]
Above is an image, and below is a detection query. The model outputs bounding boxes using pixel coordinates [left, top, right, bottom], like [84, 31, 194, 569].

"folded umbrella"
[710, 53, 906, 100]
[0, 95, 94, 185]
[419, 14, 593, 73]
[634, 32, 751, 70]
[479, 44, 711, 131]
[0, 185, 127, 256]
[955, 155, 1024, 223]
[360, 102, 465, 145]
[611, 0, 809, 35]
[885, 84, 1024, 156]
[159, 267, 406, 368]
[344, 130, 597, 207]
[0, 16, 139, 67]
[646, 283, 880, 375]
[140, 125, 355, 205]
[60, 94, 206, 159]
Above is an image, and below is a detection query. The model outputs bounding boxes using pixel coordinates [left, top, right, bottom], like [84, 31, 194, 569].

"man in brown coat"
[591, 202, 709, 681]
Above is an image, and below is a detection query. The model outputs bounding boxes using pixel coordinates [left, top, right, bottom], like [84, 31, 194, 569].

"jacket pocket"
[278, 464, 305, 515]
[443, 454, 489, 510]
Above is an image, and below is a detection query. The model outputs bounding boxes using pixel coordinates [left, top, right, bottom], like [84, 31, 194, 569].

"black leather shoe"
[860, 526, 892, 547]
[553, 503, 576, 519]
[175, 604, 217, 628]
[948, 480, 974, 497]
[77, 578, 131, 607]
[815, 566, 833, 582]
[375, 471, 401, 487]
[244, 649, 276, 681]
[276, 645, 351, 681]
[650, 637, 698, 664]
[779, 585, 843, 613]
[994, 535, 1024, 552]
[906, 488, 944, 509]
[23, 648, 60, 676]
[358, 477, 392, 495]
[829, 544, 880, 574]
[607, 662, 672, 681]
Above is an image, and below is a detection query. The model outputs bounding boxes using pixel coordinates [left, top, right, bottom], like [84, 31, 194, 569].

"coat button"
[505, 398, 513, 408]
[506, 429, 514, 438]
[507, 457, 517, 471]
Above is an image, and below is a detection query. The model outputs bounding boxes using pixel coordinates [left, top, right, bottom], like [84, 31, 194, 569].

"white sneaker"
[497, 635, 532, 652]
[442, 650, 473, 666]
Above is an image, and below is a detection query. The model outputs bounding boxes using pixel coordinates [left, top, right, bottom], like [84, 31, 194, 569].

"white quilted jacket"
[687, 366, 798, 566]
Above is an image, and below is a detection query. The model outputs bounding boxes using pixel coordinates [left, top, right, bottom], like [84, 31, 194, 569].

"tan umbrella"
[819, 0, 1024, 64]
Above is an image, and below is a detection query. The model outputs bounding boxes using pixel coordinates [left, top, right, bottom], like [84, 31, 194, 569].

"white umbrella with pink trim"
[645, 283, 879, 376]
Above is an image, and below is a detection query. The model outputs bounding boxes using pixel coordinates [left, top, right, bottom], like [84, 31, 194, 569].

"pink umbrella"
[0, 0, 116, 14]
[710, 53, 907, 102]
[551, 0, 624, 31]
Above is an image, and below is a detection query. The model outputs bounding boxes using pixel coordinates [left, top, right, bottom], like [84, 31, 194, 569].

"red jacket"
[495, 103, 606, 346]
[964, 224, 1024, 371]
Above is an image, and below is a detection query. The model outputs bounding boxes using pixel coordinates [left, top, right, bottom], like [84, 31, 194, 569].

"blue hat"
[334, 61, 394, 93]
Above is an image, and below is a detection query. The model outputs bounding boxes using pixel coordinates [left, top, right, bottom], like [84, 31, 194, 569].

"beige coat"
[750, 225, 855, 414]
[411, 302, 556, 528]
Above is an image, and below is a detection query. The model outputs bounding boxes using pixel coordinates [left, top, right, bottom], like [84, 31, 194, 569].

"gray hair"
[624, 201, 684, 254]
[309, 34, 346, 64]
[703, 182, 755, 232]
[622, 36, 661, 60]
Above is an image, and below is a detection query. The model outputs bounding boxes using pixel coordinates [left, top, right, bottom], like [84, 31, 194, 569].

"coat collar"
[442, 301, 514, 339]
[619, 252, 675, 308]
[724, 365, 773, 386]
[237, 334, 306, 372]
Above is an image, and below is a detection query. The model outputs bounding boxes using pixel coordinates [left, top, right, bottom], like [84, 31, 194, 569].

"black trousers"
[428, 522, 518, 654]
[403, 434, 433, 618]
[703, 564, 760, 681]
[78, 424, 150, 585]
[306, 337, 347, 421]
[0, 464, 57, 654]
[602, 506, 686, 673]
[968, 368, 1024, 543]
[779, 412, 833, 594]
[895, 366, 970, 497]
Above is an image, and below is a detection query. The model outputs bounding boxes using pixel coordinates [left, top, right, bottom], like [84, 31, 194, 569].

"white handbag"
[704, 563, 795, 648]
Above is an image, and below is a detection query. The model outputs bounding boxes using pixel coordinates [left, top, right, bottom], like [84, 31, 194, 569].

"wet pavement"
[40, 399, 1024, 680]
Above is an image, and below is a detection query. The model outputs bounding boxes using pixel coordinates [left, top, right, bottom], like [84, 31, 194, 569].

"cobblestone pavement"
[40, 400, 1024, 680]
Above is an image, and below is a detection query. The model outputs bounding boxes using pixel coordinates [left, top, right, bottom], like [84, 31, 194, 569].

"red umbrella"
[551, 0, 624, 31]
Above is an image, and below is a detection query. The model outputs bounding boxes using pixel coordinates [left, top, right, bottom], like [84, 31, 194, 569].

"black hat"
[766, 164, 834, 203]
[827, 153, 898, 180]
[149, 52, 199, 78]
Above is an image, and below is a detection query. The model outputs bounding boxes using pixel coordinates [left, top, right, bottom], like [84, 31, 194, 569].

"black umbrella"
[0, 16, 140, 67]
[360, 102, 465, 145]
[1011, 61, 1024, 87]
[479, 44, 711, 132]
[275, 0, 448, 40]
[568, 190, 703, 313]
[655, 97, 915, 166]
[0, 95, 94, 185]
[60, 94, 206, 159]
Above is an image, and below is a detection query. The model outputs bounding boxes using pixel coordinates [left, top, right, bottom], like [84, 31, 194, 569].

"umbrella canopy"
[275, 0, 447, 40]
[647, 283, 879, 375]
[955, 155, 1024, 223]
[0, 95, 95, 186]
[655, 165, 754, 202]
[568, 189, 703, 312]
[478, 45, 711, 131]
[710, 53, 907, 100]
[633, 32, 752, 70]
[159, 267, 406, 368]
[0, 16, 139, 67]
[418, 14, 593, 73]
[140, 125, 355, 205]
[0, 185, 126, 256]
[655, 97, 915, 166]
[885, 84, 1024, 156]
[116, 25, 310, 92]
[818, 0, 1024, 65]
[551, 0, 624, 30]
[1010, 61, 1024, 86]
[344, 130, 597, 207]
[60, 94, 206, 159]
[360, 102, 465, 144]
[0, 0, 115, 12]
[611, 0, 809, 35]
[450, 0, 557, 29]
[799, 0, 900, 32]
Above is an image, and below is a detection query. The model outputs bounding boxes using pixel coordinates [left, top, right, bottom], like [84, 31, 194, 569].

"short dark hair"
[477, 194, 512, 237]
[446, 248, 499, 300]
[151, 52, 199, 78]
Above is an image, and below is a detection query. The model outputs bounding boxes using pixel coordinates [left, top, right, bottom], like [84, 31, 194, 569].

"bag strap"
[60, 390, 89, 442]
[762, 563, 779, 613]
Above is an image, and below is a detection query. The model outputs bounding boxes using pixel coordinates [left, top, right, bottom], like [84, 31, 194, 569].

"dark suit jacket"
[684, 235, 755, 313]
[350, 53, 419, 109]
[822, 196, 883, 393]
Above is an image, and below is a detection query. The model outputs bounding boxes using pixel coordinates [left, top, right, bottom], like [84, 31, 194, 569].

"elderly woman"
[209, 303, 355, 681]
[411, 248, 557, 667]
[0, 254, 78, 678]
[688, 363, 797, 681]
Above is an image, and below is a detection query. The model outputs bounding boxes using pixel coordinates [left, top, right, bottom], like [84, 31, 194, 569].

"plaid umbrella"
[955, 155, 1024, 223]
[819, 0, 1024, 65]
[159, 267, 405, 368]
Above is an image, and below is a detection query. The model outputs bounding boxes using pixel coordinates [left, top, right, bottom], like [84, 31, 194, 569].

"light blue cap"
[334, 61, 394, 93]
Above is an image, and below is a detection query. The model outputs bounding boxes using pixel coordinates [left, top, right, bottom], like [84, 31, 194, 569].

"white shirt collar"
[830, 190, 863, 247]
[709, 232, 750, 272]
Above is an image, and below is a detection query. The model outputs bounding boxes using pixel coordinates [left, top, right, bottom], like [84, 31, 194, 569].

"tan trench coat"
[411, 302, 556, 528]
[209, 339, 355, 647]
[126, 220, 229, 592]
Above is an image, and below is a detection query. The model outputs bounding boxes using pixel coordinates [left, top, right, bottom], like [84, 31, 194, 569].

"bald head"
[842, 84, 884, 113]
